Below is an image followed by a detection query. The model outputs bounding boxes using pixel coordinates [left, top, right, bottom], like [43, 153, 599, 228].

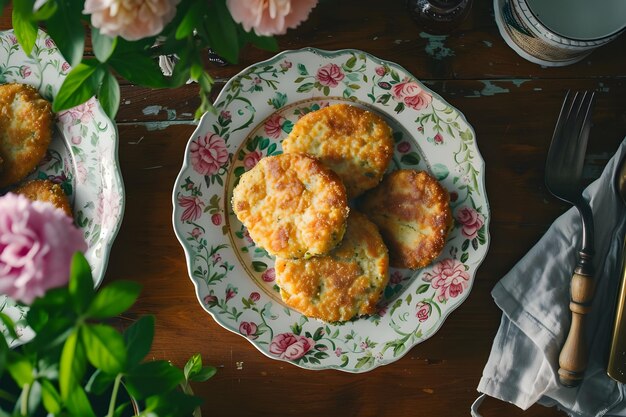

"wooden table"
[6, 0, 626, 415]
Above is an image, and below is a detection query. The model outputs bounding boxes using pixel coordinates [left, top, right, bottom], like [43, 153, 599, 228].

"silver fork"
[545, 90, 596, 387]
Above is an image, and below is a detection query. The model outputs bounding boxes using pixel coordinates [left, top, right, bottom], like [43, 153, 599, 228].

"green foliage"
[10, 0, 280, 120]
[0, 252, 216, 416]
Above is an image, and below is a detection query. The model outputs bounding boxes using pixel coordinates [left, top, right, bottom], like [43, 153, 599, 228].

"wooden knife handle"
[558, 261, 595, 387]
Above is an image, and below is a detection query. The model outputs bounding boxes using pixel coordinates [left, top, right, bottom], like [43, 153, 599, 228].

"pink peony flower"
[456, 207, 484, 240]
[433, 133, 444, 144]
[269, 333, 314, 360]
[190, 227, 202, 238]
[61, 62, 70, 73]
[58, 98, 97, 124]
[264, 114, 283, 139]
[44, 38, 56, 49]
[416, 301, 431, 322]
[190, 133, 229, 176]
[249, 292, 260, 302]
[8, 34, 17, 45]
[239, 321, 258, 339]
[280, 60, 292, 71]
[375, 66, 386, 76]
[391, 80, 433, 111]
[316, 63, 344, 87]
[84, 0, 180, 41]
[211, 213, 222, 225]
[423, 258, 470, 302]
[244, 150, 263, 169]
[177, 194, 204, 222]
[226, 0, 318, 36]
[262, 267, 275, 282]
[0, 193, 88, 304]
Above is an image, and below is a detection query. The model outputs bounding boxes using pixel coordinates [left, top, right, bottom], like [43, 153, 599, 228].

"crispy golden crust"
[232, 153, 349, 259]
[0, 83, 53, 188]
[358, 169, 452, 269]
[275, 211, 389, 322]
[13, 179, 72, 217]
[282, 104, 394, 199]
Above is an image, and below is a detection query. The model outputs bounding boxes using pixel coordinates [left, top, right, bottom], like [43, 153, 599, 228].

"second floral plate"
[172, 48, 489, 372]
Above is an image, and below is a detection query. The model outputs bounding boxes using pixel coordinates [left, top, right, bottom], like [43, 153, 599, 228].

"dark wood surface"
[5, 0, 626, 415]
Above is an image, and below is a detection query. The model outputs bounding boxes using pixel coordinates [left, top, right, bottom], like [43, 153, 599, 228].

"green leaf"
[68, 252, 95, 313]
[91, 27, 117, 62]
[124, 361, 184, 400]
[175, 0, 204, 39]
[40, 379, 62, 415]
[189, 365, 217, 382]
[345, 56, 356, 69]
[45, 0, 85, 66]
[66, 386, 96, 417]
[183, 353, 202, 380]
[400, 152, 420, 166]
[29, 315, 74, 352]
[297, 63, 308, 76]
[144, 390, 204, 416]
[31, 1, 58, 20]
[60, 329, 86, 400]
[431, 163, 449, 180]
[124, 315, 154, 367]
[0, 312, 18, 340]
[53, 60, 100, 113]
[204, 0, 239, 64]
[86, 280, 141, 319]
[12, 0, 38, 55]
[460, 252, 469, 263]
[109, 54, 170, 88]
[238, 26, 278, 51]
[81, 324, 127, 374]
[252, 261, 267, 272]
[297, 82, 314, 93]
[416, 284, 430, 294]
[98, 69, 120, 119]
[6, 352, 33, 387]
[85, 369, 115, 395]
[461, 239, 470, 251]
[0, 334, 8, 376]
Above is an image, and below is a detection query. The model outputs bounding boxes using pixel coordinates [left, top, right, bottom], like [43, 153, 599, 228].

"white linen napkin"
[473, 138, 626, 417]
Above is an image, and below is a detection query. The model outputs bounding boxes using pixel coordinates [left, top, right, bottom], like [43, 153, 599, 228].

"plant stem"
[20, 383, 31, 416]
[107, 374, 123, 417]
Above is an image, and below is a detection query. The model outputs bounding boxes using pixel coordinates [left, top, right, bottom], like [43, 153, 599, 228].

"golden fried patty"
[359, 169, 452, 269]
[275, 211, 389, 322]
[282, 104, 394, 199]
[13, 179, 72, 217]
[0, 83, 53, 188]
[232, 153, 349, 259]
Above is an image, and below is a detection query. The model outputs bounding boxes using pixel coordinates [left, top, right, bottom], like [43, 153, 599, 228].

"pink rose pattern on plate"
[173, 49, 488, 372]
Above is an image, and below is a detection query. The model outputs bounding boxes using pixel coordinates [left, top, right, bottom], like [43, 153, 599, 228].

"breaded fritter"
[359, 169, 452, 269]
[232, 153, 349, 259]
[0, 83, 53, 188]
[275, 211, 389, 322]
[282, 104, 394, 199]
[13, 179, 72, 217]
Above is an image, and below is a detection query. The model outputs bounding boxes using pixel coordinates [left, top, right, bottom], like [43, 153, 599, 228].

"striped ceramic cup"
[494, 0, 626, 67]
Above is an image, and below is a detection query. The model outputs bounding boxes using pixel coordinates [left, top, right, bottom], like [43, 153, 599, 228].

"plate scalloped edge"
[172, 47, 491, 373]
[0, 28, 125, 344]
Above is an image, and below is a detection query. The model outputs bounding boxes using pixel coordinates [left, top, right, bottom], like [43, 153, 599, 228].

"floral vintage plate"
[173, 48, 489, 372]
[0, 30, 125, 343]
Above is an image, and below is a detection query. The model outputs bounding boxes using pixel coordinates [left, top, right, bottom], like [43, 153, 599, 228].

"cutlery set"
[546, 90, 626, 386]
